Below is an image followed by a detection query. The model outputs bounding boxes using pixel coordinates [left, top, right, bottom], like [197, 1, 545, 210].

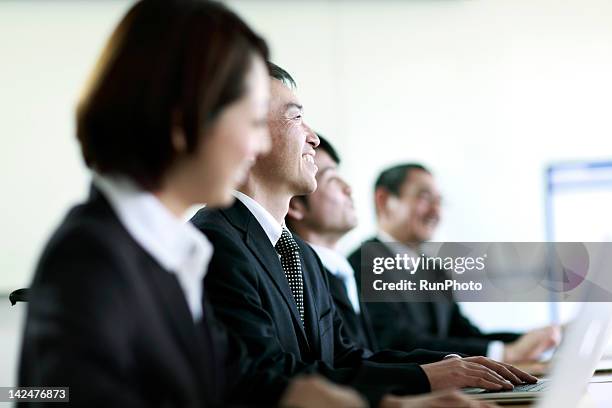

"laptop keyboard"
[507, 381, 550, 392]
[465, 380, 550, 394]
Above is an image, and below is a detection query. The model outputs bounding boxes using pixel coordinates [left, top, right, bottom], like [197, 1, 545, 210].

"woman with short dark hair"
[18, 1, 273, 406]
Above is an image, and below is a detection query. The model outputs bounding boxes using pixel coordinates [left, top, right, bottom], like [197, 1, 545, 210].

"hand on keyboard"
[422, 355, 538, 392]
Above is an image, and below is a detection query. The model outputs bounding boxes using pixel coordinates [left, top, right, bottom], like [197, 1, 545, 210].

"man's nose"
[429, 199, 442, 218]
[342, 179, 352, 196]
[304, 123, 319, 148]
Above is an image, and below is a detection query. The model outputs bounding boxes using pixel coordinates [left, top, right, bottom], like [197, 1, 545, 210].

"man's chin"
[337, 222, 357, 235]
[417, 231, 435, 243]
[294, 177, 317, 195]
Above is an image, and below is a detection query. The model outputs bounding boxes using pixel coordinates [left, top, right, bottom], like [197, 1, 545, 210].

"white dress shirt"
[376, 229, 504, 361]
[233, 190, 285, 246]
[94, 173, 213, 322]
[310, 244, 361, 314]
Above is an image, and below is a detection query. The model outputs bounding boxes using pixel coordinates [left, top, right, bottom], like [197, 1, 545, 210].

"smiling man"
[348, 164, 561, 363]
[191, 63, 534, 407]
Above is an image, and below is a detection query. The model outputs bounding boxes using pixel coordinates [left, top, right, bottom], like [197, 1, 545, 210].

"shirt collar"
[233, 190, 284, 246]
[309, 243, 361, 314]
[93, 173, 212, 321]
[309, 244, 355, 279]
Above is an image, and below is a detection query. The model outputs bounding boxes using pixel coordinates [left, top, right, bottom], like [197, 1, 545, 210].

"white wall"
[224, 0, 612, 249]
[2, 0, 612, 337]
[0, 0, 132, 293]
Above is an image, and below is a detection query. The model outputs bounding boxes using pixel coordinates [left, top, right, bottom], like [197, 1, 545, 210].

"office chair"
[9, 288, 29, 305]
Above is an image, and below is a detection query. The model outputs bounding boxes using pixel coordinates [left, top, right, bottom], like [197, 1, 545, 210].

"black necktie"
[275, 229, 305, 326]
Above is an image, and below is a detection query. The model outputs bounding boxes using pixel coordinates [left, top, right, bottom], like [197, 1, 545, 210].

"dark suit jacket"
[18, 187, 276, 407]
[191, 201, 449, 406]
[325, 269, 379, 351]
[348, 237, 520, 357]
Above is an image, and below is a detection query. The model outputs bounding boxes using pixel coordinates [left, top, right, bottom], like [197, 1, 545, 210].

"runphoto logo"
[372, 253, 487, 275]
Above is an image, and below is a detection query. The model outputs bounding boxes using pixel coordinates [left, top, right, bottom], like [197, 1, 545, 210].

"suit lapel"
[297, 247, 320, 353]
[359, 302, 379, 351]
[327, 273, 354, 312]
[223, 201, 310, 348]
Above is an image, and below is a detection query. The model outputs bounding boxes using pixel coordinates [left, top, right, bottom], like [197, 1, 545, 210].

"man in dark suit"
[192, 62, 536, 407]
[348, 163, 560, 362]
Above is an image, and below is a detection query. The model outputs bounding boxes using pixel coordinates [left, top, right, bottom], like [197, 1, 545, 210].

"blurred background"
[2, 0, 612, 393]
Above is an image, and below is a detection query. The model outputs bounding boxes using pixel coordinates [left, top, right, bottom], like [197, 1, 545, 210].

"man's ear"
[287, 197, 307, 222]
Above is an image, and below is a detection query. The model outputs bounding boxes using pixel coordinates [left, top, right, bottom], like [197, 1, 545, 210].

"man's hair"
[267, 61, 296, 88]
[374, 163, 430, 196]
[317, 133, 341, 165]
[77, 0, 269, 190]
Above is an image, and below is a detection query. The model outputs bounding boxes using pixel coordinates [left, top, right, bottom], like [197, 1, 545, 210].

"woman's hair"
[76, 0, 269, 190]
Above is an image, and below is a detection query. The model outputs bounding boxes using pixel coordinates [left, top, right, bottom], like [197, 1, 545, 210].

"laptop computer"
[463, 301, 612, 405]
